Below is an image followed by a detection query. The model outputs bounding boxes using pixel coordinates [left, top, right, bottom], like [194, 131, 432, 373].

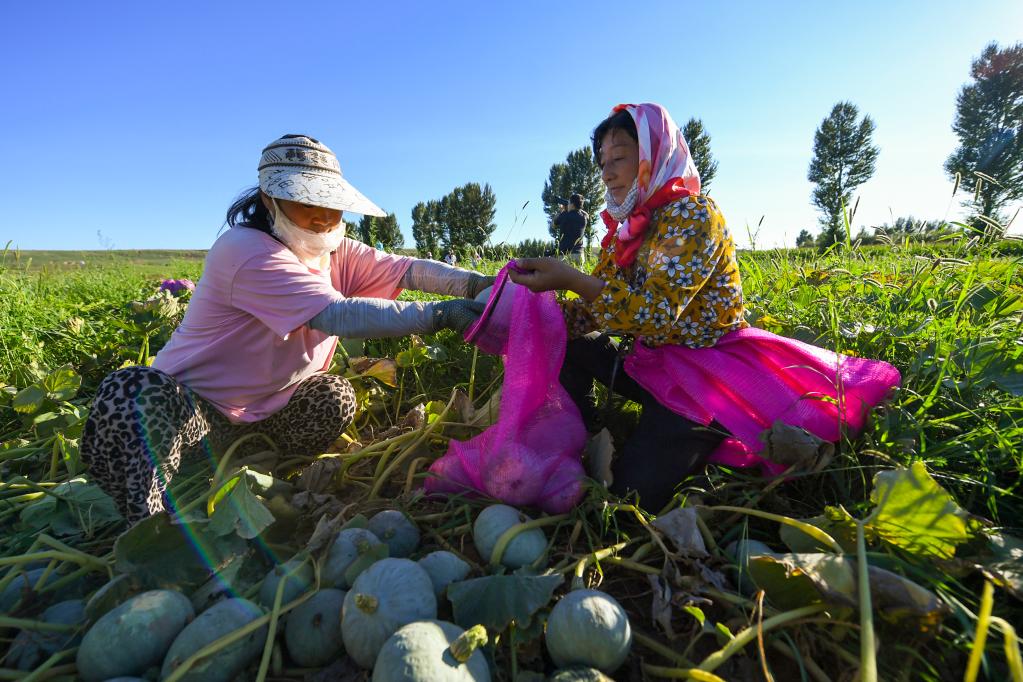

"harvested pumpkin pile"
[2, 380, 1000, 682]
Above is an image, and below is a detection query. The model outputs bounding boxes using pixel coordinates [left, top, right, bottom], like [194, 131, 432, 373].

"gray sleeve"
[308, 298, 436, 338]
[399, 258, 475, 297]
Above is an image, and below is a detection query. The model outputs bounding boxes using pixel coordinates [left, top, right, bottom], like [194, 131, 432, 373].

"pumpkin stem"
[449, 624, 488, 663]
[354, 593, 378, 614]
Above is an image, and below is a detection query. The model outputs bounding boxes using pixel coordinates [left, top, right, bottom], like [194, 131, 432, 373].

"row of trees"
[370, 41, 1020, 255]
[803, 41, 1022, 248]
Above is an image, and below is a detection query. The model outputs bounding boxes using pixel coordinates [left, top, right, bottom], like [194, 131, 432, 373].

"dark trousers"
[559, 333, 725, 511]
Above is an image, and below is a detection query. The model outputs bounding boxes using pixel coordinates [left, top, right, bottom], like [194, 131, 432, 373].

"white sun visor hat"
[258, 134, 386, 217]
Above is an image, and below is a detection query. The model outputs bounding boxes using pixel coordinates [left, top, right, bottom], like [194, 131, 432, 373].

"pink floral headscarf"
[600, 103, 702, 267]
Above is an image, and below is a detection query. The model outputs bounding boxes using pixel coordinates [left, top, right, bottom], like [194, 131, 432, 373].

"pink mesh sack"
[424, 264, 586, 513]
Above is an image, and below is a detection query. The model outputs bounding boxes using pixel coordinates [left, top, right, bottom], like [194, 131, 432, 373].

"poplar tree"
[807, 102, 879, 246]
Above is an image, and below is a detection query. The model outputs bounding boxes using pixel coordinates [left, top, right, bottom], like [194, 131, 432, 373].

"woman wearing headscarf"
[82, 134, 491, 523]
[511, 103, 899, 511]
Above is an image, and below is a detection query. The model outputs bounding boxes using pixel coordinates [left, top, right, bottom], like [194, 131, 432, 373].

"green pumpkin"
[472, 504, 547, 569]
[322, 528, 387, 588]
[8, 599, 86, 671]
[160, 597, 267, 682]
[258, 558, 314, 608]
[372, 620, 491, 681]
[367, 509, 421, 558]
[284, 588, 346, 667]
[545, 590, 631, 673]
[341, 558, 437, 668]
[76, 589, 194, 682]
[417, 551, 471, 597]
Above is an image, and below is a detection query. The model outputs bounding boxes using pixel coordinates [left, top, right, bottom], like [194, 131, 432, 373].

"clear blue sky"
[2, 1, 1021, 251]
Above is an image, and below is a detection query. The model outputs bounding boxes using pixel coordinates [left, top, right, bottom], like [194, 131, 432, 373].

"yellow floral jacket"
[563, 195, 747, 348]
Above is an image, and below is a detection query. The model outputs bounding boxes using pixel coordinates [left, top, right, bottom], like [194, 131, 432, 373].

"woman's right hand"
[507, 257, 577, 292]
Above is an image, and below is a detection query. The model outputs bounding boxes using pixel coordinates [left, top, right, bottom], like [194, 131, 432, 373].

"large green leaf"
[869, 461, 980, 559]
[114, 512, 248, 591]
[12, 385, 46, 414]
[209, 473, 276, 540]
[41, 365, 82, 402]
[19, 477, 122, 535]
[447, 574, 562, 632]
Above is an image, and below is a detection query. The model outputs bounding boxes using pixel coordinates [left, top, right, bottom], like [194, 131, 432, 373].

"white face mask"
[269, 198, 346, 270]
[604, 177, 640, 222]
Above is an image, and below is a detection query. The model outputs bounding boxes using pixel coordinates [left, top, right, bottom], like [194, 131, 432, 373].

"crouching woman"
[510, 104, 900, 511]
[82, 135, 490, 523]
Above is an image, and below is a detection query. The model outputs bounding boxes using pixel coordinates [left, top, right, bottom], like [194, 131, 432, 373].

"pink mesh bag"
[424, 264, 586, 513]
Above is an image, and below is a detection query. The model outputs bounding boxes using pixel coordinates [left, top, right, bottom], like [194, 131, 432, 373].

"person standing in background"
[555, 193, 588, 266]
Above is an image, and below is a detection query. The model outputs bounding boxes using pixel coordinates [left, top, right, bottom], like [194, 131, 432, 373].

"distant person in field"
[80, 134, 492, 523]
[510, 103, 900, 511]
[554, 193, 588, 266]
[444, 251, 457, 266]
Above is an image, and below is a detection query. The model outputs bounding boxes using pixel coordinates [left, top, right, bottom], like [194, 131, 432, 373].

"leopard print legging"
[80, 366, 356, 524]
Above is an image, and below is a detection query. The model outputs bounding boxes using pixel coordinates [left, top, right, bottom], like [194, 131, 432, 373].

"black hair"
[225, 186, 273, 235]
[569, 193, 583, 209]
[592, 109, 638, 164]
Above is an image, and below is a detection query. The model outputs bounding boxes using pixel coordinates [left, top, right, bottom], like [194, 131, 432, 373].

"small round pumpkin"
[341, 558, 437, 668]
[472, 504, 547, 569]
[367, 509, 421, 558]
[284, 588, 346, 667]
[258, 558, 314, 608]
[417, 551, 471, 598]
[322, 527, 387, 589]
[372, 620, 491, 681]
[545, 589, 631, 673]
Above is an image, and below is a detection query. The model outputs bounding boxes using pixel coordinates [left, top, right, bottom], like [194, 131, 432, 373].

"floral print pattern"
[563, 195, 747, 348]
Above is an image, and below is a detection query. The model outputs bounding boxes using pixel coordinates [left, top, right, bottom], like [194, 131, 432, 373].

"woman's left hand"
[508, 258, 577, 292]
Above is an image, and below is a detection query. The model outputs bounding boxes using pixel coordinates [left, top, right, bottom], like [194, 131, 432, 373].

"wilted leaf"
[867, 565, 948, 633]
[209, 474, 276, 540]
[401, 403, 426, 429]
[585, 428, 615, 487]
[651, 507, 706, 556]
[648, 574, 677, 638]
[869, 461, 979, 559]
[759, 420, 834, 472]
[451, 389, 475, 423]
[114, 512, 247, 591]
[982, 533, 1023, 600]
[41, 365, 82, 402]
[305, 510, 347, 556]
[751, 553, 947, 632]
[349, 357, 398, 387]
[749, 553, 857, 611]
[448, 574, 562, 632]
[297, 458, 342, 494]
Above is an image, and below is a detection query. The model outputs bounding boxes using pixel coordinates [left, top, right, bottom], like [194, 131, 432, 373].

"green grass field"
[0, 239, 1020, 681]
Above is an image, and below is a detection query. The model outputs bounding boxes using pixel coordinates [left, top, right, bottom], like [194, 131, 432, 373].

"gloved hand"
[466, 273, 496, 300]
[431, 299, 486, 334]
